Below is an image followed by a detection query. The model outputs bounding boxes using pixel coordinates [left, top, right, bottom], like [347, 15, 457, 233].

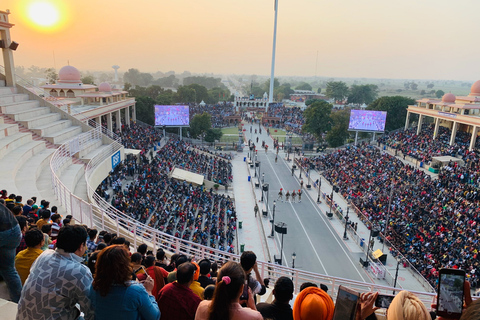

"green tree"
[347, 84, 379, 105]
[410, 83, 418, 90]
[326, 109, 350, 147]
[204, 128, 223, 143]
[326, 81, 349, 102]
[152, 74, 179, 88]
[45, 68, 58, 84]
[317, 87, 322, 94]
[156, 89, 174, 105]
[145, 85, 164, 100]
[135, 96, 156, 125]
[123, 68, 153, 87]
[367, 96, 415, 131]
[296, 82, 312, 91]
[207, 87, 231, 104]
[427, 83, 434, 89]
[81, 75, 95, 85]
[435, 90, 445, 98]
[189, 112, 212, 138]
[302, 100, 333, 141]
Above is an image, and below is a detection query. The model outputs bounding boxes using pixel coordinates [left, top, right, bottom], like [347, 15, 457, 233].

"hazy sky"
[3, 0, 480, 81]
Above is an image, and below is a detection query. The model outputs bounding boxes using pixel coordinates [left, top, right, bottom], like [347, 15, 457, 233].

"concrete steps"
[45, 126, 82, 145]
[0, 93, 29, 105]
[79, 143, 112, 163]
[15, 149, 56, 198]
[59, 163, 85, 197]
[1, 100, 40, 115]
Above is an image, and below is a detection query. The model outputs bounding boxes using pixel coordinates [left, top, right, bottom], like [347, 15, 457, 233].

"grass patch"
[221, 127, 241, 135]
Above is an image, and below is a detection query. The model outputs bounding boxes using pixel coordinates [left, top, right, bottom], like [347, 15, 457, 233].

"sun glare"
[27, 1, 60, 28]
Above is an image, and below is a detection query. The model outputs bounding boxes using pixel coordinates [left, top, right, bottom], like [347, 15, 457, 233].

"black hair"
[11, 205, 22, 216]
[156, 248, 165, 260]
[131, 252, 143, 264]
[240, 251, 257, 271]
[103, 233, 112, 244]
[176, 254, 188, 267]
[40, 209, 51, 220]
[63, 218, 71, 226]
[51, 206, 57, 213]
[177, 262, 196, 285]
[137, 243, 148, 255]
[16, 215, 27, 230]
[41, 224, 52, 234]
[25, 228, 44, 247]
[56, 225, 87, 253]
[112, 237, 126, 245]
[146, 250, 153, 256]
[145, 255, 155, 268]
[15, 195, 22, 202]
[88, 229, 98, 240]
[51, 213, 61, 222]
[204, 285, 215, 300]
[97, 242, 107, 251]
[274, 277, 294, 303]
[320, 284, 328, 293]
[300, 282, 318, 291]
[199, 259, 211, 275]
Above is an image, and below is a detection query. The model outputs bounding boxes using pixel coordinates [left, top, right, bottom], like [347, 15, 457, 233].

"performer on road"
[277, 189, 283, 202]
[285, 191, 290, 202]
[291, 190, 297, 203]
[298, 189, 302, 203]
[254, 203, 259, 217]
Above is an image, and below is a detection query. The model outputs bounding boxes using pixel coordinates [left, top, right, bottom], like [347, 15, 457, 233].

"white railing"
[48, 135, 436, 306]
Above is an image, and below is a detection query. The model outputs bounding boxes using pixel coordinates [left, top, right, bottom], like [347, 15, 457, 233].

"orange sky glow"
[3, 0, 480, 80]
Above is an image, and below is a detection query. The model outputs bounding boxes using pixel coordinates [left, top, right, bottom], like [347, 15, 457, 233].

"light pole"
[328, 186, 335, 217]
[262, 173, 265, 184]
[343, 207, 350, 240]
[299, 165, 302, 179]
[268, 0, 279, 108]
[292, 252, 296, 268]
[270, 200, 276, 237]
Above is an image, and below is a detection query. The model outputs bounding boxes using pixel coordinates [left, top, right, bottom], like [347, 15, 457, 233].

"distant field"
[221, 127, 240, 135]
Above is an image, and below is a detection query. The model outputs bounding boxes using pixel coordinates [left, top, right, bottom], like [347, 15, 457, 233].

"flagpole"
[268, 0, 279, 111]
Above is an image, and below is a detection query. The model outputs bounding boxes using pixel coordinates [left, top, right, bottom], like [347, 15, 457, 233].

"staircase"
[0, 78, 100, 202]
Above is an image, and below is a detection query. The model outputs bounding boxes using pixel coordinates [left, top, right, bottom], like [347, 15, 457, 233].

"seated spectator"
[15, 228, 44, 284]
[155, 248, 168, 269]
[189, 262, 204, 300]
[132, 252, 146, 277]
[11, 205, 22, 217]
[167, 254, 189, 283]
[17, 225, 93, 320]
[22, 199, 33, 217]
[15, 215, 28, 254]
[5, 193, 15, 211]
[15, 195, 23, 207]
[157, 262, 201, 320]
[194, 261, 262, 320]
[386, 291, 431, 320]
[36, 209, 51, 230]
[137, 255, 167, 299]
[40, 224, 52, 251]
[88, 242, 107, 275]
[210, 261, 218, 278]
[87, 228, 98, 252]
[112, 237, 126, 245]
[137, 243, 148, 261]
[204, 285, 215, 300]
[0, 204, 22, 302]
[26, 204, 39, 222]
[50, 213, 61, 238]
[240, 251, 266, 297]
[198, 259, 215, 288]
[91, 245, 160, 320]
[165, 253, 178, 272]
[256, 276, 294, 320]
[300, 282, 318, 292]
[63, 218, 71, 226]
[461, 298, 480, 320]
[292, 287, 334, 320]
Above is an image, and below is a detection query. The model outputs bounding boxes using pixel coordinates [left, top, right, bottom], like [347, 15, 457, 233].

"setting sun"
[27, 1, 60, 28]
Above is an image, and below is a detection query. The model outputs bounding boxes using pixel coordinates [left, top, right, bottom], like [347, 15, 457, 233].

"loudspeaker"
[274, 222, 287, 234]
[359, 258, 369, 268]
[9, 41, 19, 51]
[262, 184, 269, 192]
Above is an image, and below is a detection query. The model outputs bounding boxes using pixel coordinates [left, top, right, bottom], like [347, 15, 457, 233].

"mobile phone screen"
[437, 271, 465, 317]
[240, 281, 248, 300]
[333, 286, 359, 320]
[375, 294, 394, 309]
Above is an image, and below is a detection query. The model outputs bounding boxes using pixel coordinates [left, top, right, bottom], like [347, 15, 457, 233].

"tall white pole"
[268, 0, 279, 110]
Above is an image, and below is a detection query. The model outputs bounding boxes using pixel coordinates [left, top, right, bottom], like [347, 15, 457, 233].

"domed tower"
[442, 93, 456, 103]
[57, 66, 82, 85]
[98, 82, 112, 92]
[469, 80, 480, 97]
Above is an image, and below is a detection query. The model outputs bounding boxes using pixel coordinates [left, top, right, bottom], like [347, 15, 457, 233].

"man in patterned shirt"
[16, 225, 94, 320]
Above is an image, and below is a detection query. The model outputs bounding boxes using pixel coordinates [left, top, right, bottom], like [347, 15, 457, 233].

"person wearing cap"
[292, 286, 334, 320]
[27, 205, 39, 222]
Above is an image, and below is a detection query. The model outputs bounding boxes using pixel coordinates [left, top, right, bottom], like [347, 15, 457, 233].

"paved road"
[246, 124, 371, 283]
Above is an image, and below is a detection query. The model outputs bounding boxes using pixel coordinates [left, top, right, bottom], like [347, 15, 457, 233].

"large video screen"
[348, 110, 387, 132]
[154, 105, 190, 126]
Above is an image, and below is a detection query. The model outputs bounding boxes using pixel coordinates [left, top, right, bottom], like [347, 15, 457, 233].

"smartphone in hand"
[332, 286, 360, 320]
[375, 294, 395, 309]
[436, 268, 465, 319]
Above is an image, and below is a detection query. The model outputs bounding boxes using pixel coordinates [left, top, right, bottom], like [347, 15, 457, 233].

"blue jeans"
[0, 224, 22, 302]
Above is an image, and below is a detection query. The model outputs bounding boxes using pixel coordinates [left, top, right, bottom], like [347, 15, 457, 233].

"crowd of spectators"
[97, 138, 236, 253]
[190, 102, 236, 128]
[265, 105, 305, 135]
[377, 124, 478, 164]
[299, 143, 480, 288]
[116, 122, 164, 150]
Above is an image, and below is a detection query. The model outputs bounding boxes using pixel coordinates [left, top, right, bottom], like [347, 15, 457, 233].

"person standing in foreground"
[91, 245, 160, 320]
[16, 225, 94, 320]
[194, 261, 262, 320]
[0, 204, 22, 302]
[256, 277, 294, 320]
